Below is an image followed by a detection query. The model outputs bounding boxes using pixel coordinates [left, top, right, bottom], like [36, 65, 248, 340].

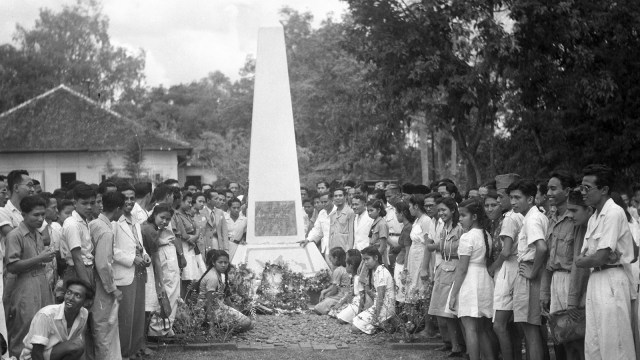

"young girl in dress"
[427, 197, 465, 357]
[172, 192, 203, 298]
[199, 250, 252, 332]
[351, 246, 396, 334]
[448, 198, 497, 360]
[367, 200, 389, 266]
[331, 250, 372, 323]
[314, 247, 350, 315]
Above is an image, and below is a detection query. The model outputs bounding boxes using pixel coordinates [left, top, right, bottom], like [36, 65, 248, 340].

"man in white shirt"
[225, 197, 247, 259]
[575, 164, 636, 360]
[300, 192, 335, 266]
[509, 179, 549, 360]
[424, 192, 443, 275]
[20, 279, 92, 360]
[131, 182, 152, 225]
[349, 195, 373, 250]
[62, 184, 96, 285]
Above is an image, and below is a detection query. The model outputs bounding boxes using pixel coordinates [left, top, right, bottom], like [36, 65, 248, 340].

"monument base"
[231, 243, 329, 277]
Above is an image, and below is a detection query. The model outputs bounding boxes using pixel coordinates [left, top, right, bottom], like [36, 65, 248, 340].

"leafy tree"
[0, 0, 145, 112]
[123, 135, 146, 181]
[194, 130, 250, 187]
[343, 0, 514, 186]
[503, 0, 640, 185]
[282, 8, 421, 183]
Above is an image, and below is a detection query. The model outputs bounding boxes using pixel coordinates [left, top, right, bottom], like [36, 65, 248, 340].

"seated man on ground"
[20, 278, 93, 360]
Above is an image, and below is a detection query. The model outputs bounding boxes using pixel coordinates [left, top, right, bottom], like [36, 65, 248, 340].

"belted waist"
[593, 264, 623, 272]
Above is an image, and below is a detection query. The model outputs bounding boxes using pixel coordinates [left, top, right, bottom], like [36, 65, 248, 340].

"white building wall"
[0, 150, 178, 191]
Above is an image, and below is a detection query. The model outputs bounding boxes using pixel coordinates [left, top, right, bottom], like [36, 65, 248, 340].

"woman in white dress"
[449, 198, 497, 360]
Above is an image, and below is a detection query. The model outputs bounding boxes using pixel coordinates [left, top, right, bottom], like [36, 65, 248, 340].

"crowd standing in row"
[0, 164, 638, 360]
[298, 166, 640, 360]
[0, 172, 250, 360]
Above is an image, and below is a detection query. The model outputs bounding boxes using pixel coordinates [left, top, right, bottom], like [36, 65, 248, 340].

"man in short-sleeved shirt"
[61, 184, 96, 286]
[575, 165, 636, 360]
[62, 211, 93, 267]
[516, 206, 549, 264]
[20, 279, 91, 360]
[509, 179, 548, 360]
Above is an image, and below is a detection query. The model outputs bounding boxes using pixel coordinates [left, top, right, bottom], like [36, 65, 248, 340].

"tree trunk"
[450, 136, 457, 176]
[461, 150, 482, 188]
[418, 118, 430, 185]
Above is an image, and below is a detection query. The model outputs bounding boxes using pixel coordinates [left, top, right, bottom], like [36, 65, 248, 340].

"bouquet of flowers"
[304, 269, 332, 292]
[227, 263, 256, 314]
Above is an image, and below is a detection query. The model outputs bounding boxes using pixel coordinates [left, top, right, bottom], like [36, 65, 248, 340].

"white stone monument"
[231, 25, 328, 276]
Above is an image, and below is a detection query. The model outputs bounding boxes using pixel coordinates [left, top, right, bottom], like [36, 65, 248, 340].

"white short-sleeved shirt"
[581, 198, 635, 265]
[517, 206, 549, 262]
[224, 212, 247, 242]
[353, 212, 374, 251]
[62, 211, 93, 266]
[20, 304, 88, 360]
[0, 200, 23, 229]
[500, 210, 524, 258]
[0, 200, 24, 258]
[372, 265, 395, 314]
[458, 228, 491, 264]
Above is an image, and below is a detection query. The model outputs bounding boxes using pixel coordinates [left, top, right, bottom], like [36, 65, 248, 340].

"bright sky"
[0, 0, 347, 87]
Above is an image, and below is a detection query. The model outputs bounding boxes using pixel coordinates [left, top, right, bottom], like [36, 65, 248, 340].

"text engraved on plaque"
[254, 201, 297, 236]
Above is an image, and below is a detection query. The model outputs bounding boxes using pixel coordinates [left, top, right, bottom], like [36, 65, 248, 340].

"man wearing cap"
[401, 183, 415, 202]
[575, 165, 636, 360]
[490, 173, 525, 360]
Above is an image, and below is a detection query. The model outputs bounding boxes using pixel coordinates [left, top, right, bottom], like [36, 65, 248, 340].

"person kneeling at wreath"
[199, 250, 252, 333]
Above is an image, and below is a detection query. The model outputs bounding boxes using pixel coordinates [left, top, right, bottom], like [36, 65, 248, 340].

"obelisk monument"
[231, 25, 328, 276]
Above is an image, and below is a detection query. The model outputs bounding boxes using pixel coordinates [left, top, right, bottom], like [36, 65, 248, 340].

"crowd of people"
[298, 166, 640, 360]
[0, 172, 250, 360]
[0, 163, 638, 360]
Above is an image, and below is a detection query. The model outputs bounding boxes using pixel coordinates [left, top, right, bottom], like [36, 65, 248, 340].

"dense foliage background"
[2, 0, 639, 190]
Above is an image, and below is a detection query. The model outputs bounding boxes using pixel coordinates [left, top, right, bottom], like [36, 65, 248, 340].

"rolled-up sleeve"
[5, 230, 23, 266]
[26, 312, 53, 346]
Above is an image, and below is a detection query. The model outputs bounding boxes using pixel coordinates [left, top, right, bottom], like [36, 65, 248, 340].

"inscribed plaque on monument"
[254, 201, 297, 236]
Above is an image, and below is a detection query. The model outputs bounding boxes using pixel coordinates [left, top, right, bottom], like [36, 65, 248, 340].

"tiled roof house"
[0, 84, 193, 190]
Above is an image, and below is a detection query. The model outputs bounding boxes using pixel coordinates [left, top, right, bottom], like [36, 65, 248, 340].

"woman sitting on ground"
[199, 250, 252, 332]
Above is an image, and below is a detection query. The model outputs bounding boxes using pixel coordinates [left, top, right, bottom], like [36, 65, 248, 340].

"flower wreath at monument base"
[256, 262, 332, 313]
[174, 262, 334, 341]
